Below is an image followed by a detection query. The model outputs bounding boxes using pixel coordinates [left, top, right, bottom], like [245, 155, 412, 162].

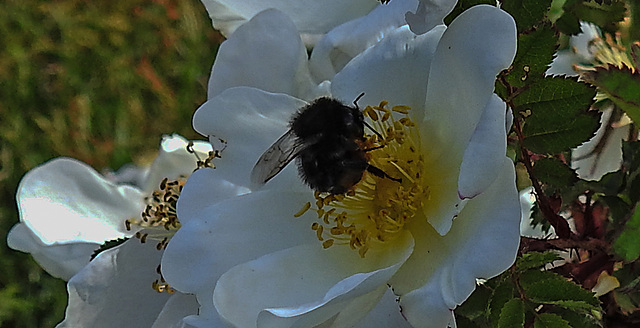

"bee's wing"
[250, 129, 306, 187]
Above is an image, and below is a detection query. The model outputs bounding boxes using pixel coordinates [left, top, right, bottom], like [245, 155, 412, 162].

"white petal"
[163, 188, 315, 294]
[193, 87, 308, 190]
[572, 108, 629, 180]
[405, 0, 457, 35]
[423, 5, 516, 158]
[309, 0, 419, 82]
[207, 9, 315, 99]
[331, 24, 445, 111]
[213, 233, 413, 328]
[181, 295, 227, 328]
[57, 241, 172, 328]
[142, 134, 213, 193]
[458, 94, 508, 198]
[201, 0, 377, 43]
[417, 5, 516, 235]
[420, 155, 468, 235]
[17, 157, 144, 245]
[392, 157, 520, 327]
[547, 50, 581, 76]
[7, 223, 98, 280]
[151, 293, 199, 328]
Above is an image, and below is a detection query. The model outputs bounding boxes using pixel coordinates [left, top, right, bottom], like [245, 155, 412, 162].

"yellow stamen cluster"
[576, 32, 636, 73]
[296, 100, 427, 257]
[126, 177, 184, 250]
[126, 141, 224, 294]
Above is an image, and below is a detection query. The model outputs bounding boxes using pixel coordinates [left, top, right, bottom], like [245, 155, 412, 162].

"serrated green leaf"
[505, 24, 559, 87]
[519, 265, 566, 284]
[517, 251, 563, 271]
[502, 0, 553, 32]
[590, 170, 626, 196]
[628, 174, 640, 204]
[555, 10, 582, 35]
[523, 110, 600, 154]
[551, 308, 601, 328]
[534, 313, 572, 328]
[613, 204, 640, 261]
[582, 66, 640, 126]
[514, 76, 596, 113]
[444, 0, 496, 25]
[552, 300, 601, 311]
[523, 278, 600, 308]
[490, 279, 516, 326]
[623, 140, 640, 174]
[516, 76, 598, 154]
[533, 157, 579, 191]
[571, 0, 627, 33]
[457, 284, 492, 321]
[599, 195, 631, 225]
[497, 298, 524, 328]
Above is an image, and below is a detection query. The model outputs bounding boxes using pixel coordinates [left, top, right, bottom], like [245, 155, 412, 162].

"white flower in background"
[7, 134, 213, 327]
[547, 22, 600, 77]
[405, 0, 457, 35]
[200, 0, 454, 47]
[162, 5, 519, 328]
[204, 0, 458, 97]
[548, 22, 636, 180]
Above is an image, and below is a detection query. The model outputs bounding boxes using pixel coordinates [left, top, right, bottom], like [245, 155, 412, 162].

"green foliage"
[0, 0, 218, 326]
[556, 0, 627, 35]
[457, 252, 602, 327]
[498, 298, 525, 328]
[534, 313, 573, 328]
[533, 157, 580, 191]
[613, 204, 640, 261]
[523, 278, 600, 310]
[582, 66, 640, 127]
[502, 0, 554, 32]
[505, 24, 559, 87]
[490, 279, 517, 326]
[516, 251, 564, 271]
[514, 76, 599, 154]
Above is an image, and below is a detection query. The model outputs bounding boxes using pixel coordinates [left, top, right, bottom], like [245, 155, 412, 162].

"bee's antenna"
[353, 93, 385, 140]
[353, 92, 365, 109]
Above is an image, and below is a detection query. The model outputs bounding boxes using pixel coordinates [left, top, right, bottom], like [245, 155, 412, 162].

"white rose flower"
[162, 5, 519, 328]
[7, 134, 215, 327]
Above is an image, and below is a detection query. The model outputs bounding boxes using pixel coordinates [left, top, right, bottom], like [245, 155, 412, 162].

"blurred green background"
[0, 0, 220, 326]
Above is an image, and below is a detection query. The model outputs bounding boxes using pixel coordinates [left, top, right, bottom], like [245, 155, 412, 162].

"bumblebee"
[251, 95, 399, 194]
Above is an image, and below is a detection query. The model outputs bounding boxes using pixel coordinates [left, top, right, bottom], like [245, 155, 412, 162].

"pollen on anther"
[294, 99, 426, 257]
[322, 239, 334, 248]
[294, 202, 311, 217]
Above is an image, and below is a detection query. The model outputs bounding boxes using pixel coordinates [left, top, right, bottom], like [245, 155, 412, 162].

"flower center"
[576, 31, 635, 73]
[295, 100, 427, 257]
[126, 177, 184, 250]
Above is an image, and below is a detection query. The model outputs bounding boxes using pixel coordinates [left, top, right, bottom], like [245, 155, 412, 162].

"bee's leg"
[363, 121, 385, 140]
[362, 144, 384, 152]
[366, 165, 402, 183]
